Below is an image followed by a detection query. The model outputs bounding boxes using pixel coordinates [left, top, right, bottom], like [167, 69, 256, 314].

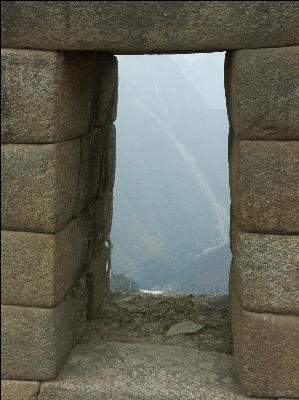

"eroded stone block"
[1, 140, 80, 233]
[230, 284, 299, 398]
[1, 49, 98, 143]
[73, 128, 104, 217]
[1, 213, 89, 308]
[1, 297, 74, 381]
[231, 229, 299, 315]
[94, 55, 118, 127]
[100, 125, 116, 193]
[86, 240, 111, 319]
[230, 139, 299, 233]
[225, 47, 299, 140]
[1, 380, 40, 400]
[87, 192, 113, 262]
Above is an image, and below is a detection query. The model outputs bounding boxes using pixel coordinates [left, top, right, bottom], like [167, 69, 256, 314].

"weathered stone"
[225, 47, 299, 140]
[94, 55, 118, 126]
[1, 380, 40, 400]
[229, 284, 299, 398]
[70, 275, 88, 344]
[1, 213, 89, 308]
[38, 341, 271, 399]
[1, 49, 98, 143]
[1, 140, 80, 233]
[1, 296, 74, 381]
[73, 129, 103, 217]
[86, 240, 111, 319]
[231, 229, 299, 315]
[101, 125, 116, 193]
[1, 2, 298, 52]
[165, 320, 205, 336]
[87, 192, 113, 261]
[230, 139, 299, 233]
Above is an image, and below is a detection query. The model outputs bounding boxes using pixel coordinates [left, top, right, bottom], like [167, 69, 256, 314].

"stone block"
[100, 125, 116, 193]
[86, 241, 111, 319]
[70, 275, 88, 344]
[73, 128, 104, 217]
[1, 380, 40, 400]
[225, 47, 299, 140]
[94, 55, 118, 127]
[1, 49, 98, 143]
[1, 2, 298, 52]
[87, 192, 113, 262]
[231, 230, 299, 315]
[1, 296, 74, 381]
[229, 283, 299, 398]
[1, 213, 89, 308]
[230, 139, 299, 233]
[1, 140, 80, 233]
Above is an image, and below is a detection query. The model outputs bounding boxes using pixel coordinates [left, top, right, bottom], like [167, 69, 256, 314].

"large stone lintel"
[1, 2, 298, 53]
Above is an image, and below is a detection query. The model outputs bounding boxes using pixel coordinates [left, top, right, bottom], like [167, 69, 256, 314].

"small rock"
[165, 320, 205, 337]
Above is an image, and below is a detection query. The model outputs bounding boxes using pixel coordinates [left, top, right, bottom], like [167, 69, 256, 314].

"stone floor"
[37, 290, 280, 399]
[4, 290, 291, 399]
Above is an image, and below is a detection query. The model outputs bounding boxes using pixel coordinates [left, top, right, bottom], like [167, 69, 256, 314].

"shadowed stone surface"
[1, 296, 74, 381]
[73, 128, 104, 217]
[94, 56, 118, 126]
[38, 341, 272, 400]
[86, 240, 111, 319]
[231, 229, 299, 315]
[1, 49, 98, 143]
[1, 214, 89, 308]
[1, 140, 80, 233]
[71, 275, 88, 344]
[230, 139, 299, 233]
[225, 47, 299, 140]
[230, 285, 299, 398]
[1, 380, 40, 400]
[1, 2, 298, 52]
[101, 125, 116, 193]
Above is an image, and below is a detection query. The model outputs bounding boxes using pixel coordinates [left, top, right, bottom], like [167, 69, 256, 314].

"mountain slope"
[111, 54, 231, 293]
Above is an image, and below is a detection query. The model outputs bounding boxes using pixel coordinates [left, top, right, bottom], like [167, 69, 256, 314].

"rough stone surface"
[1, 140, 80, 233]
[230, 139, 299, 233]
[1, 49, 98, 143]
[86, 240, 111, 319]
[1, 380, 40, 400]
[73, 128, 104, 216]
[94, 56, 118, 126]
[83, 289, 233, 354]
[230, 284, 299, 398]
[38, 341, 271, 400]
[1, 296, 74, 381]
[231, 229, 299, 315]
[225, 47, 299, 140]
[70, 275, 88, 344]
[165, 320, 205, 336]
[1, 214, 89, 308]
[1, 2, 298, 52]
[100, 125, 116, 193]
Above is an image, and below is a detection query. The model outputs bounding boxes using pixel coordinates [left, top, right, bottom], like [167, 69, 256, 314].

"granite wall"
[1, 2, 298, 399]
